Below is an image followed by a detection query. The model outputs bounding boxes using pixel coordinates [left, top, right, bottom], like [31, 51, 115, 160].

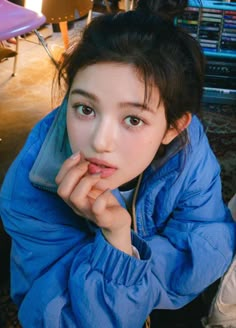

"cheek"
[131, 133, 162, 158]
[67, 119, 88, 153]
[135, 137, 163, 170]
[123, 137, 159, 168]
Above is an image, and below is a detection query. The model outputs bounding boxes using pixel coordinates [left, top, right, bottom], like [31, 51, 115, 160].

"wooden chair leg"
[59, 21, 69, 49]
[125, 0, 135, 10]
[87, 9, 93, 25]
[130, 0, 135, 10]
[12, 36, 19, 76]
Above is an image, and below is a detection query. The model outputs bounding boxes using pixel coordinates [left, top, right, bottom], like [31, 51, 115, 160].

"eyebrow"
[121, 101, 156, 114]
[70, 88, 156, 114]
[70, 89, 98, 102]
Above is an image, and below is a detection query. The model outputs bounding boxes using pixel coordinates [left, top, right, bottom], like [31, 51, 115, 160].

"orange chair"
[40, 0, 93, 49]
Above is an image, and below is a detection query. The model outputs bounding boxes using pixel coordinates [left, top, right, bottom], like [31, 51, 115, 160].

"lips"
[87, 158, 117, 178]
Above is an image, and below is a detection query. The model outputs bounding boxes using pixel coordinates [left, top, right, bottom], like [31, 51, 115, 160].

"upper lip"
[86, 158, 117, 169]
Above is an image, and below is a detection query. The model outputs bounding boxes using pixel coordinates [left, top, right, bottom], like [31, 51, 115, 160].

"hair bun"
[136, 0, 188, 21]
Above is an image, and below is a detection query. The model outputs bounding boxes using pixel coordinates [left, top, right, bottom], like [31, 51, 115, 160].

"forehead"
[72, 62, 143, 84]
[71, 62, 159, 106]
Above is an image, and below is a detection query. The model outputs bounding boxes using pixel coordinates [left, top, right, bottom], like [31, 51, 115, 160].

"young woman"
[0, 0, 235, 327]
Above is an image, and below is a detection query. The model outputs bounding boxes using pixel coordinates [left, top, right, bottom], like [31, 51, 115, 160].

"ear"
[162, 112, 192, 145]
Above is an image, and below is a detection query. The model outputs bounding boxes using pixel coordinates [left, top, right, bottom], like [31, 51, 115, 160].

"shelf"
[177, 0, 236, 58]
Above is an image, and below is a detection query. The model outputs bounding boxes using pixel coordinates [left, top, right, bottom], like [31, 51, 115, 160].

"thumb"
[92, 189, 117, 217]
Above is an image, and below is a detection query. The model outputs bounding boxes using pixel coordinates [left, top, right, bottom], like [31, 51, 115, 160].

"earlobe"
[162, 112, 192, 145]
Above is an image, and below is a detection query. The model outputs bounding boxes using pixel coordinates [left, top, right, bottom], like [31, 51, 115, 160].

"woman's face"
[67, 62, 169, 190]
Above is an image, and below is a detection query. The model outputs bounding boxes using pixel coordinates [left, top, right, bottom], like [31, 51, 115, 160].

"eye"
[75, 104, 95, 117]
[124, 116, 144, 127]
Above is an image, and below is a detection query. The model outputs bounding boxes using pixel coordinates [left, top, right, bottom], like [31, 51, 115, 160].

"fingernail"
[70, 151, 80, 160]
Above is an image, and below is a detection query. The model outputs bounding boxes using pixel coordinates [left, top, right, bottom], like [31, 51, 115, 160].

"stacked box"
[199, 8, 223, 52]
[176, 6, 199, 38]
[221, 10, 236, 52]
[176, 1, 236, 57]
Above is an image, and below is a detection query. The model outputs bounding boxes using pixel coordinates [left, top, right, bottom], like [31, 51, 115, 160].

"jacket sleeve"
[141, 130, 236, 309]
[0, 201, 161, 328]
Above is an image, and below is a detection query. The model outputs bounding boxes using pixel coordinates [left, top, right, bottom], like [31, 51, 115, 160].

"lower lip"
[88, 163, 117, 178]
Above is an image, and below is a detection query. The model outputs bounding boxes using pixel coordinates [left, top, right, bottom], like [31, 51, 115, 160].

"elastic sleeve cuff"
[90, 230, 151, 286]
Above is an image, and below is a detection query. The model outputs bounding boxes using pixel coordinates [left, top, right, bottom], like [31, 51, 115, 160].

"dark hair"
[57, 0, 205, 146]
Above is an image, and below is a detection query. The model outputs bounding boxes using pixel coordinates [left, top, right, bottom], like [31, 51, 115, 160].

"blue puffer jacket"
[0, 100, 235, 328]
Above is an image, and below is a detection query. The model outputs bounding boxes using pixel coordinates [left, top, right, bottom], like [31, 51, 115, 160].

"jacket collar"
[29, 97, 72, 192]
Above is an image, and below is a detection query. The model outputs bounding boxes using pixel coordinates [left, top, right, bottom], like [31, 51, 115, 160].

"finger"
[92, 189, 117, 217]
[88, 188, 105, 202]
[55, 152, 82, 184]
[56, 161, 89, 200]
[89, 189, 112, 227]
[92, 191, 131, 229]
[69, 173, 102, 211]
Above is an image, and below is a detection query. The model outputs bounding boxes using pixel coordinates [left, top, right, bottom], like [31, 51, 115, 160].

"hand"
[55, 153, 132, 254]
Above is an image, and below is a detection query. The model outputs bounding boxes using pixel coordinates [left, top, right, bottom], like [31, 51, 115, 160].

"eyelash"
[73, 104, 95, 119]
[72, 103, 146, 129]
[124, 116, 144, 129]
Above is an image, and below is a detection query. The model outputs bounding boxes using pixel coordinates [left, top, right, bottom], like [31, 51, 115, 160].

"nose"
[92, 118, 116, 153]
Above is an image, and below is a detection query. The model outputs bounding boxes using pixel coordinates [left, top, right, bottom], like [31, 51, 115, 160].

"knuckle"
[57, 185, 67, 199]
[69, 192, 79, 206]
[55, 174, 61, 185]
